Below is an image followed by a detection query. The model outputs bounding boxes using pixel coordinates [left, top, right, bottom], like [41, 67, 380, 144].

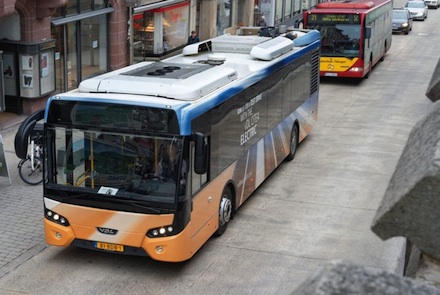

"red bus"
[304, 0, 392, 78]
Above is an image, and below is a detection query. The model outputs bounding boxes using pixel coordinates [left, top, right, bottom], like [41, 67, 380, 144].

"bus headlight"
[45, 208, 70, 226]
[147, 225, 174, 238]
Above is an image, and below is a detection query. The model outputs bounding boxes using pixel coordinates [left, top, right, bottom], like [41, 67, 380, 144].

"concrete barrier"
[290, 260, 440, 295]
[371, 101, 440, 261]
[426, 58, 440, 102]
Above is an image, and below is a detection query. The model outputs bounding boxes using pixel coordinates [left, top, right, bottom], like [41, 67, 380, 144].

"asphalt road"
[0, 5, 438, 295]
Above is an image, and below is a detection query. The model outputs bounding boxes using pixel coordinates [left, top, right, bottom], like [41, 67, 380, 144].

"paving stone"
[0, 122, 47, 279]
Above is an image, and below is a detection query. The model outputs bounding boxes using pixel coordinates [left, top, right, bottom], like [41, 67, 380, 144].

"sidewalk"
[0, 112, 47, 279]
[0, 112, 27, 131]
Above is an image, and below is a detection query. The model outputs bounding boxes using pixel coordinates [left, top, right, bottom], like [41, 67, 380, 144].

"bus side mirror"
[365, 26, 372, 39]
[193, 132, 207, 174]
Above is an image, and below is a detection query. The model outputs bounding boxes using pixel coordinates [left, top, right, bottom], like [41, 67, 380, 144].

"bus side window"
[365, 26, 372, 39]
[190, 141, 208, 195]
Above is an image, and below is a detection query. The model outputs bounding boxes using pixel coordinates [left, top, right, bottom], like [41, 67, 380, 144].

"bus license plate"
[324, 73, 338, 77]
[95, 242, 124, 252]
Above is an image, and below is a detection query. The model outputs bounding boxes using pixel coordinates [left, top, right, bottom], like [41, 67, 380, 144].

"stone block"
[426, 58, 440, 102]
[371, 101, 440, 260]
[415, 254, 440, 287]
[291, 260, 440, 295]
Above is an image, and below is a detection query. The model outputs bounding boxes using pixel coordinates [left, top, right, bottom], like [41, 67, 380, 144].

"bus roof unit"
[78, 62, 237, 101]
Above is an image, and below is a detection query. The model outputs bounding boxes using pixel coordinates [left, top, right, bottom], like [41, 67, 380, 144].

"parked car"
[404, 0, 428, 20]
[392, 8, 413, 34]
[424, 0, 439, 8]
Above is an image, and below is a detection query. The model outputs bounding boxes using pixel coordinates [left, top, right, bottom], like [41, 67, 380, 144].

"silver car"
[424, 0, 440, 8]
[404, 0, 428, 20]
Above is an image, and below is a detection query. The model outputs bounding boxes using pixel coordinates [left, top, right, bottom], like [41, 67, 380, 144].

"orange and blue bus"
[303, 0, 392, 78]
[42, 28, 320, 262]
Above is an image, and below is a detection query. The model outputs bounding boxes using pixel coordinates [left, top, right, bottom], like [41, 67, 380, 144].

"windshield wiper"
[107, 198, 164, 214]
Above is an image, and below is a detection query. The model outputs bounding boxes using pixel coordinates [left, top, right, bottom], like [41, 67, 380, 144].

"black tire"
[18, 157, 44, 185]
[285, 124, 299, 161]
[364, 59, 372, 79]
[215, 186, 233, 236]
[380, 44, 386, 61]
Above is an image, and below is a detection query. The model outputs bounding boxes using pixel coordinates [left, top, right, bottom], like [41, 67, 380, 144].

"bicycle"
[17, 129, 45, 185]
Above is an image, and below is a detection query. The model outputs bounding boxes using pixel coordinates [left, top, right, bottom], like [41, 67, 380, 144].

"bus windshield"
[47, 127, 187, 204]
[307, 23, 361, 57]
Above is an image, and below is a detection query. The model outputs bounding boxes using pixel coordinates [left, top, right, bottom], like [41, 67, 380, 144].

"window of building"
[217, 0, 232, 35]
[52, 22, 79, 92]
[285, 0, 292, 19]
[53, 26, 65, 93]
[52, 5, 111, 93]
[80, 15, 108, 80]
[132, 2, 190, 61]
[54, 0, 108, 17]
[276, 0, 283, 24]
[67, 0, 80, 15]
[294, 0, 301, 14]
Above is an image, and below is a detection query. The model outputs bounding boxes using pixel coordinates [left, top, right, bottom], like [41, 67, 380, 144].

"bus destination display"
[307, 13, 361, 24]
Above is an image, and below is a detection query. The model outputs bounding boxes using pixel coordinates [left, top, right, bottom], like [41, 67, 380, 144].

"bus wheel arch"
[380, 42, 387, 61]
[285, 122, 299, 161]
[215, 184, 235, 236]
[365, 55, 373, 79]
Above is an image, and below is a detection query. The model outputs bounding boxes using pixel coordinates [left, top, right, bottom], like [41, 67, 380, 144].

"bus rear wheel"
[285, 124, 299, 161]
[215, 186, 233, 236]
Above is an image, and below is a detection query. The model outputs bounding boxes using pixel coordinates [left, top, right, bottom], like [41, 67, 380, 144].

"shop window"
[66, 22, 79, 91]
[133, 3, 190, 61]
[285, 0, 292, 19]
[57, 1, 108, 17]
[163, 5, 190, 52]
[80, 14, 108, 80]
[93, 0, 107, 10]
[81, 0, 93, 12]
[53, 26, 66, 94]
[67, 0, 80, 15]
[217, 0, 232, 35]
[276, 0, 283, 24]
[81, 0, 107, 12]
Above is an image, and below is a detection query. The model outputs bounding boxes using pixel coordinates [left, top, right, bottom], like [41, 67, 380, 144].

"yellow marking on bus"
[320, 57, 359, 72]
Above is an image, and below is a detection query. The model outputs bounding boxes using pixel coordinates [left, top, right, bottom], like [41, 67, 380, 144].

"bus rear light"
[147, 225, 174, 238]
[349, 67, 363, 72]
[45, 208, 70, 226]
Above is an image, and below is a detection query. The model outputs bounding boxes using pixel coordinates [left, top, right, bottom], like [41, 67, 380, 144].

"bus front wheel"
[364, 60, 372, 79]
[215, 186, 233, 236]
[285, 124, 299, 161]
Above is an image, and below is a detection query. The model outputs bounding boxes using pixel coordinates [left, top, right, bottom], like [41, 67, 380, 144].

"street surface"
[0, 2, 437, 294]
